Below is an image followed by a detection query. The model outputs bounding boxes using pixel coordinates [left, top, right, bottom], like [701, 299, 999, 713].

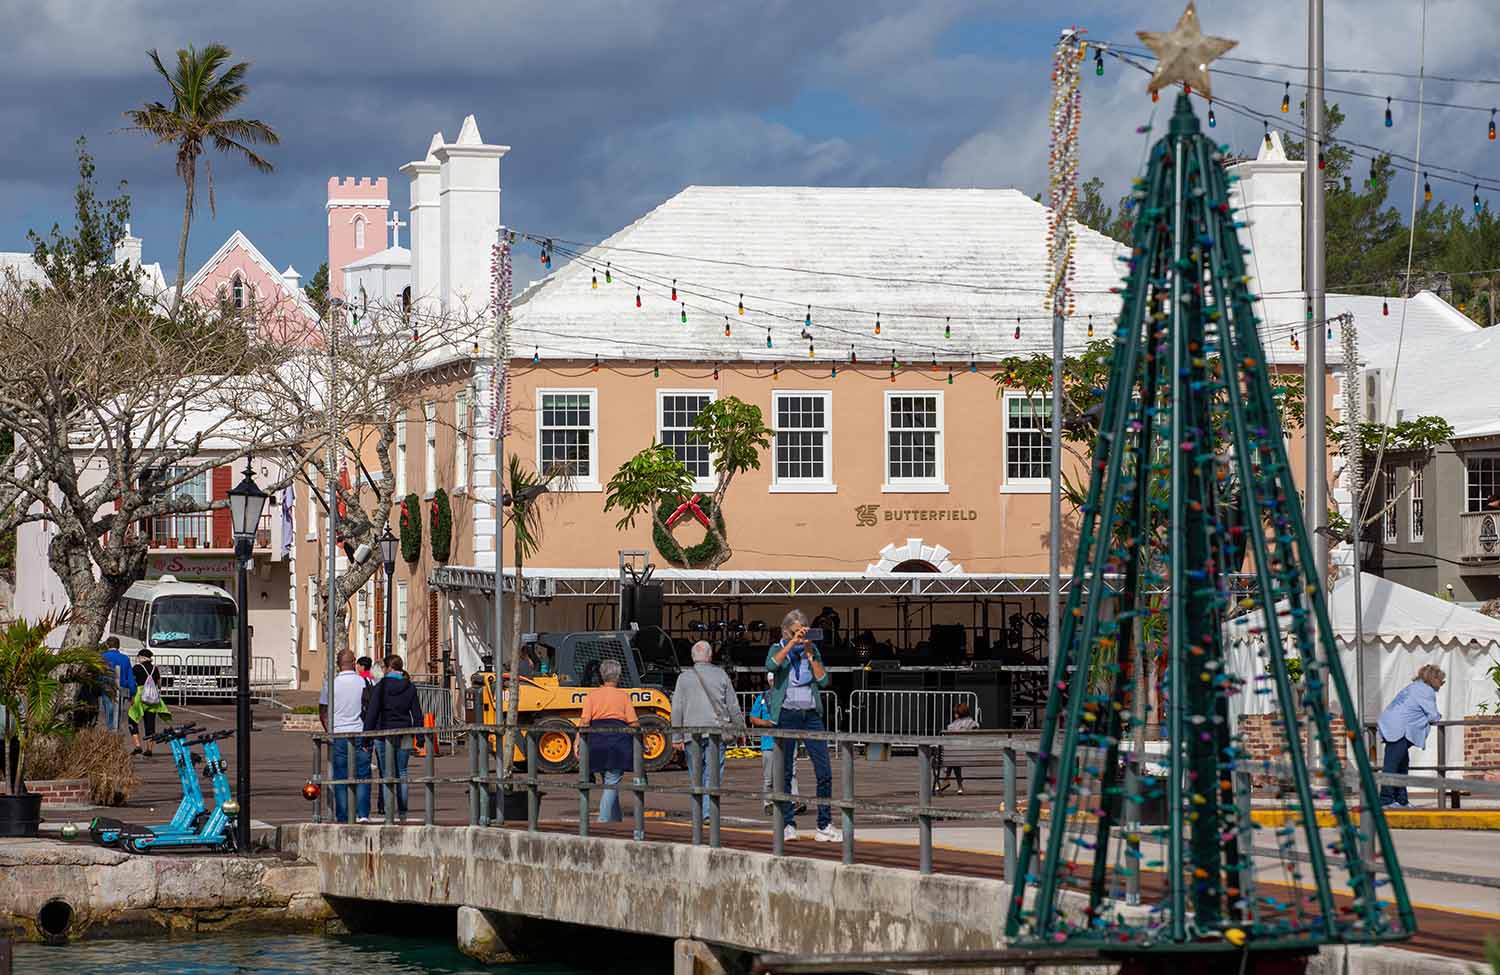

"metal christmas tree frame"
[1004, 91, 1415, 956]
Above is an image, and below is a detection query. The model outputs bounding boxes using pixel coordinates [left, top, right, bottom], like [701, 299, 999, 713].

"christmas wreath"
[399, 493, 422, 563]
[430, 488, 453, 563]
[652, 494, 726, 567]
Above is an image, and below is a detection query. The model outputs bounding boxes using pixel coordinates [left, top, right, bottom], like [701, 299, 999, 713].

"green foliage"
[26, 139, 141, 306]
[1075, 176, 1133, 244]
[1329, 415, 1455, 457]
[399, 493, 421, 563]
[653, 495, 726, 568]
[0, 612, 105, 792]
[691, 396, 772, 484]
[1484, 656, 1500, 711]
[429, 488, 452, 563]
[304, 262, 330, 319]
[604, 443, 694, 532]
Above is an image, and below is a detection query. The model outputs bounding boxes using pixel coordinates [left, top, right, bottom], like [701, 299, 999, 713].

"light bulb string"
[1104, 47, 1500, 195]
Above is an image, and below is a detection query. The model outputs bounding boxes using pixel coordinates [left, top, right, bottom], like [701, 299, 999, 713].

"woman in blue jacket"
[1376, 664, 1445, 807]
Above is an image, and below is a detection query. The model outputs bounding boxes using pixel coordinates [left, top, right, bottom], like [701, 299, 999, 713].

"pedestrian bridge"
[286, 821, 1025, 969]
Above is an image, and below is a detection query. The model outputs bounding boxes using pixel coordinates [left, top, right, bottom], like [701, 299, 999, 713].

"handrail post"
[525, 732, 540, 832]
[312, 737, 323, 824]
[708, 733, 722, 849]
[423, 729, 436, 826]
[577, 732, 591, 838]
[772, 736, 786, 856]
[383, 736, 396, 825]
[917, 742, 934, 875]
[631, 733, 645, 842]
[469, 728, 484, 827]
[346, 738, 358, 824]
[1437, 724, 1449, 811]
[841, 739, 854, 866]
[688, 736, 703, 846]
[1003, 745, 1017, 885]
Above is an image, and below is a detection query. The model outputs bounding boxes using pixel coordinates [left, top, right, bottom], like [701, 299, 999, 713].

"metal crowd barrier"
[412, 681, 460, 745]
[734, 690, 840, 733]
[156, 655, 282, 704]
[846, 689, 980, 738]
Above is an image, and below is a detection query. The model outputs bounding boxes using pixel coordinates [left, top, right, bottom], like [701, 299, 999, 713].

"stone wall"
[0, 838, 333, 942]
[23, 779, 90, 806]
[1239, 713, 1348, 763]
[1462, 716, 1500, 782]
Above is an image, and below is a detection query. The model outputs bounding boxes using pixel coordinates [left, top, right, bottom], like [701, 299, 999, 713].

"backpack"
[361, 676, 380, 721]
[140, 668, 161, 706]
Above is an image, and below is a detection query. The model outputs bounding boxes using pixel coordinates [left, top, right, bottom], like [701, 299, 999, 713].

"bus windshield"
[149, 596, 235, 649]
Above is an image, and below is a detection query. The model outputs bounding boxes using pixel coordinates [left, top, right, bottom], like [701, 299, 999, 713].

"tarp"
[1226, 573, 1500, 778]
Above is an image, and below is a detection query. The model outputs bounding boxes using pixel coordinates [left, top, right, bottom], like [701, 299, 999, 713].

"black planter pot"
[0, 792, 44, 837]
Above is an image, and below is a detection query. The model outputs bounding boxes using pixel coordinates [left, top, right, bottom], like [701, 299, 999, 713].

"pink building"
[184, 230, 321, 344]
[326, 177, 390, 302]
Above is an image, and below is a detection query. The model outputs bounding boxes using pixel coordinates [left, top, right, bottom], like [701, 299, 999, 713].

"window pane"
[1469, 457, 1500, 513]
[1005, 396, 1053, 481]
[539, 393, 593, 478]
[661, 394, 711, 478]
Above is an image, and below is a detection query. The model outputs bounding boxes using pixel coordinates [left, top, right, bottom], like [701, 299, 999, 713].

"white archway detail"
[866, 538, 963, 574]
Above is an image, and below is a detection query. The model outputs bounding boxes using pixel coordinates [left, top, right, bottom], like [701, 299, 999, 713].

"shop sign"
[854, 504, 978, 527]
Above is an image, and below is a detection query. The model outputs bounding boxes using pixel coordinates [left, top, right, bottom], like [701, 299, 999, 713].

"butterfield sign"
[855, 504, 978, 527]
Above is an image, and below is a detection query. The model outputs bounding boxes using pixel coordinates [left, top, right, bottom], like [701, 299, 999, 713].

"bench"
[928, 733, 1025, 793]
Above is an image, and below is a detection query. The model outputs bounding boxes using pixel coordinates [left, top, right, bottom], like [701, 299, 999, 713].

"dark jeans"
[129, 712, 157, 739]
[776, 707, 832, 830]
[331, 742, 372, 822]
[1380, 737, 1411, 806]
[373, 738, 411, 815]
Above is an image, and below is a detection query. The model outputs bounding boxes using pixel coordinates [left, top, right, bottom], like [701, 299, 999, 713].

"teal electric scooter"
[90, 723, 204, 847]
[116, 730, 240, 854]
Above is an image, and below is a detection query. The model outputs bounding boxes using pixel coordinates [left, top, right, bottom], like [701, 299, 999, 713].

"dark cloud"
[2, 0, 1494, 291]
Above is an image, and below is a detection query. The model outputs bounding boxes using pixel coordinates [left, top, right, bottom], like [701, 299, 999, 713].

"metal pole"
[235, 541, 252, 852]
[1304, 0, 1328, 585]
[493, 228, 510, 784]
[325, 302, 341, 787]
[384, 563, 394, 660]
[1048, 314, 1064, 668]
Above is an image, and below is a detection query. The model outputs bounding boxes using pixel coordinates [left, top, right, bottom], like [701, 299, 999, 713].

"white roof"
[1369, 317, 1500, 436]
[1236, 572, 1500, 649]
[509, 185, 1144, 363]
[1, 250, 168, 300]
[344, 245, 410, 271]
[1332, 290, 1480, 374]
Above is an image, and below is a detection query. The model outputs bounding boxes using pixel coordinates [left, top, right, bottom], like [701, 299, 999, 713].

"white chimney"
[432, 115, 509, 318]
[281, 265, 302, 293]
[399, 132, 444, 316]
[114, 223, 144, 268]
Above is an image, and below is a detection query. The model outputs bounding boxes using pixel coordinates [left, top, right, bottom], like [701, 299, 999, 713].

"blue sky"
[0, 0, 1491, 291]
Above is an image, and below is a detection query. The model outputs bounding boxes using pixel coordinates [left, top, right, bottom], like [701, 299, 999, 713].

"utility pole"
[493, 228, 510, 786]
[324, 298, 342, 806]
[1304, 0, 1328, 586]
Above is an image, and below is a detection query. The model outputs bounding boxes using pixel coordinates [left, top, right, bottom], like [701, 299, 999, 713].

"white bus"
[108, 575, 239, 696]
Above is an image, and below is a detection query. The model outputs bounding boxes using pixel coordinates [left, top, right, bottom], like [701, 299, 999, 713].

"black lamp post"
[379, 525, 397, 661]
[228, 460, 269, 854]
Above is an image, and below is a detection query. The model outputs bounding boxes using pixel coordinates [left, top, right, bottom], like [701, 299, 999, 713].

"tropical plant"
[604, 396, 770, 569]
[0, 612, 105, 793]
[124, 43, 280, 309]
[499, 455, 572, 780]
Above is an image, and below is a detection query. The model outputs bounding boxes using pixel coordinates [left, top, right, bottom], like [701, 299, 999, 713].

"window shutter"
[212, 465, 233, 548]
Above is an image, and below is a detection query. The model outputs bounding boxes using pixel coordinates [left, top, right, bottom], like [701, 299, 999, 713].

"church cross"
[388, 212, 407, 248]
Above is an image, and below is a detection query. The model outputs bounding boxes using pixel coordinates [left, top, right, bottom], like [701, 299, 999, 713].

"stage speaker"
[621, 583, 663, 629]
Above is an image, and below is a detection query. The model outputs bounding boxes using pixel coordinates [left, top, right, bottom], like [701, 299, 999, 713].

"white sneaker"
[782, 825, 798, 842]
[356, 817, 370, 824]
[814, 825, 843, 843]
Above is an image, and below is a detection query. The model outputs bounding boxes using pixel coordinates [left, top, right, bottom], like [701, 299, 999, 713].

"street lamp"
[228, 460, 270, 854]
[379, 525, 397, 661]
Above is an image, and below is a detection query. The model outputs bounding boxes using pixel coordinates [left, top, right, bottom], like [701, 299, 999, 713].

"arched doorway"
[890, 558, 938, 573]
[866, 538, 964, 574]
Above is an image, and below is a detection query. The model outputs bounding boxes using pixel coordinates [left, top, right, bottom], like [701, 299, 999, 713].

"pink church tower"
[326, 177, 389, 301]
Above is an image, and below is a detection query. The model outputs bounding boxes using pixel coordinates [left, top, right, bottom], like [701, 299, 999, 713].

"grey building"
[1372, 429, 1500, 604]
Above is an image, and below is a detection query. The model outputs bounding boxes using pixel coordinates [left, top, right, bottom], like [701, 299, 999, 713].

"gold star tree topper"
[1137, 1, 1236, 99]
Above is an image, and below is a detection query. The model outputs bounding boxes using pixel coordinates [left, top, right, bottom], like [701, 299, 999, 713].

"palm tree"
[124, 44, 279, 310]
[499, 455, 571, 780]
[0, 612, 105, 793]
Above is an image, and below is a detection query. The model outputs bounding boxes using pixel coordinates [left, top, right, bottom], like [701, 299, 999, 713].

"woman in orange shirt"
[578, 659, 639, 824]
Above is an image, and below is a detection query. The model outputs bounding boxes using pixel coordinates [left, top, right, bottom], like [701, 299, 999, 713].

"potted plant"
[0, 612, 105, 837]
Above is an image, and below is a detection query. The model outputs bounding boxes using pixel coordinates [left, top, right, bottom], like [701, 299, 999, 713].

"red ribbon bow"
[665, 493, 711, 529]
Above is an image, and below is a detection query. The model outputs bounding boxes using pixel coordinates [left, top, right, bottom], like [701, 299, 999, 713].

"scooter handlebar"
[148, 722, 201, 743]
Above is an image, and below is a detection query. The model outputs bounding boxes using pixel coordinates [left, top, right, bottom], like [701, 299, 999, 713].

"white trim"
[656, 388, 718, 491]
[455, 390, 470, 493]
[326, 198, 391, 209]
[537, 387, 601, 491]
[883, 390, 945, 490]
[424, 401, 437, 493]
[1001, 391, 1053, 489]
[771, 389, 834, 491]
[395, 413, 408, 498]
[1409, 463, 1424, 543]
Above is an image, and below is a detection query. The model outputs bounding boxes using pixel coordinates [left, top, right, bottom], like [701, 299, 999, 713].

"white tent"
[1227, 573, 1500, 777]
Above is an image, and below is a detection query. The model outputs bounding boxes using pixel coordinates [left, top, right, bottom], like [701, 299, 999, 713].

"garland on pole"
[399, 493, 422, 563]
[429, 488, 453, 564]
[652, 494, 725, 568]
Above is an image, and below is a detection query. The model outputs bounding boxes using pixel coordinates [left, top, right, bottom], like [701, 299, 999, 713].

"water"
[15, 933, 628, 974]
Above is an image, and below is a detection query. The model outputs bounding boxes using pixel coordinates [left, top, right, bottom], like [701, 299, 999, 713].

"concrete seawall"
[0, 839, 333, 942]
